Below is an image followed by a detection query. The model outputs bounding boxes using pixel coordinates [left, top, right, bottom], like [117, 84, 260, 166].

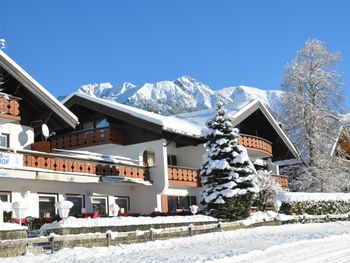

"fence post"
[50, 236, 55, 254]
[218, 221, 223, 232]
[106, 232, 111, 247]
[150, 228, 154, 241]
[188, 224, 193, 237]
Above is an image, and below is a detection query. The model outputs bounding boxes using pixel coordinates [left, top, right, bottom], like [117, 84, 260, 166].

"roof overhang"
[63, 92, 163, 134]
[231, 99, 299, 159]
[0, 50, 79, 128]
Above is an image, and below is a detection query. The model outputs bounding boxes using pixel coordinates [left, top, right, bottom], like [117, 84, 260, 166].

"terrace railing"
[0, 93, 21, 122]
[271, 174, 289, 190]
[50, 127, 124, 150]
[22, 151, 149, 181]
[238, 134, 273, 157]
[168, 165, 200, 187]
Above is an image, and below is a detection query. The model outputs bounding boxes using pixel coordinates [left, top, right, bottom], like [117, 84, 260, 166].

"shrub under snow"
[274, 192, 350, 215]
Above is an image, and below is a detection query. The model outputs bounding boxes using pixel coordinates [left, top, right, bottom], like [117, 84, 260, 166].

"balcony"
[22, 151, 149, 181]
[271, 174, 288, 190]
[0, 93, 21, 123]
[168, 165, 200, 187]
[50, 127, 124, 150]
[238, 134, 273, 157]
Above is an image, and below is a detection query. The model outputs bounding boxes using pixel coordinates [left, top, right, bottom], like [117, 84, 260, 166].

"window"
[167, 155, 177, 166]
[0, 191, 11, 222]
[66, 194, 84, 216]
[0, 191, 11, 202]
[95, 118, 109, 129]
[92, 196, 108, 216]
[38, 193, 58, 218]
[0, 134, 9, 148]
[167, 196, 197, 212]
[82, 121, 94, 130]
[114, 196, 130, 213]
[143, 150, 156, 167]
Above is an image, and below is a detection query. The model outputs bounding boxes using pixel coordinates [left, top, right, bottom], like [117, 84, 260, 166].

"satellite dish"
[42, 124, 50, 140]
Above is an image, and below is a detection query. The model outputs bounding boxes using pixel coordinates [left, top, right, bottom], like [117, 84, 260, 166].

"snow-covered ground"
[0, 223, 27, 231]
[3, 221, 350, 262]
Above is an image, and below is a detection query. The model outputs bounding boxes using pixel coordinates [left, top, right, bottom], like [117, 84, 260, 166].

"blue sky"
[1, 0, 350, 108]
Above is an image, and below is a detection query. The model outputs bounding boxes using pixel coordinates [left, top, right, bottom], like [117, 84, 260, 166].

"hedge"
[274, 192, 350, 215]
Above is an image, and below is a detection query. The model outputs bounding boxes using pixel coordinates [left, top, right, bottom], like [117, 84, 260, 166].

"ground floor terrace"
[0, 171, 205, 227]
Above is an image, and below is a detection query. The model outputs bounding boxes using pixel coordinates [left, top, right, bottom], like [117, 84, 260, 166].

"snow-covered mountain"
[76, 76, 284, 115]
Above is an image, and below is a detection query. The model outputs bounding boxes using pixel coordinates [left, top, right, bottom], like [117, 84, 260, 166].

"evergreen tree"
[200, 103, 258, 220]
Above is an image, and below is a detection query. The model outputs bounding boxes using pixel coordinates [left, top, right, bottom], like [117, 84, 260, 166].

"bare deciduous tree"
[281, 39, 346, 192]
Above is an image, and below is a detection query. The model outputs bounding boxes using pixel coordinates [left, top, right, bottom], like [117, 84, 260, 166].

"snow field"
[3, 221, 350, 263]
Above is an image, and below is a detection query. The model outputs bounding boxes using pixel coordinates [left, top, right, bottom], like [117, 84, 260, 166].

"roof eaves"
[0, 50, 79, 128]
[256, 100, 299, 158]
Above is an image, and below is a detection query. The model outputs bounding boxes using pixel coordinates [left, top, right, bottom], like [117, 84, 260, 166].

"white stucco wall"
[0, 123, 34, 149]
[0, 177, 157, 217]
[66, 139, 169, 211]
[175, 144, 205, 169]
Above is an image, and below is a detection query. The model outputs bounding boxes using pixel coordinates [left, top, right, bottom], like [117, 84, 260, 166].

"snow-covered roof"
[63, 92, 204, 138]
[63, 93, 298, 158]
[177, 99, 299, 158]
[0, 50, 79, 128]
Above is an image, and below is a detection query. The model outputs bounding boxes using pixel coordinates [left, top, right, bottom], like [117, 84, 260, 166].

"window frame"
[91, 195, 109, 215]
[114, 196, 130, 213]
[0, 191, 11, 202]
[0, 134, 9, 148]
[38, 192, 58, 218]
[143, 150, 156, 167]
[65, 194, 85, 215]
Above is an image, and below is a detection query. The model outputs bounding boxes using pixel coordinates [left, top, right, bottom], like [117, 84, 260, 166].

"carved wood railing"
[238, 134, 273, 156]
[168, 165, 200, 187]
[23, 153, 149, 181]
[271, 174, 288, 190]
[50, 127, 124, 149]
[0, 93, 21, 122]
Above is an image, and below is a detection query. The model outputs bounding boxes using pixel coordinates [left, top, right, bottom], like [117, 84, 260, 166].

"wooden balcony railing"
[23, 153, 149, 181]
[238, 134, 273, 157]
[0, 93, 21, 122]
[271, 174, 289, 190]
[50, 127, 124, 150]
[96, 164, 149, 181]
[168, 165, 200, 187]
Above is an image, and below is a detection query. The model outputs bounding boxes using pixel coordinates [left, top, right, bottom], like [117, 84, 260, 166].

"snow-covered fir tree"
[200, 102, 258, 220]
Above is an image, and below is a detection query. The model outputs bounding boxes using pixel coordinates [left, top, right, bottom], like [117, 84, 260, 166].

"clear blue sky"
[1, 0, 350, 108]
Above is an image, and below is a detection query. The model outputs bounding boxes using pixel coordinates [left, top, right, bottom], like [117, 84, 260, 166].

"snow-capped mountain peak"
[75, 76, 284, 115]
